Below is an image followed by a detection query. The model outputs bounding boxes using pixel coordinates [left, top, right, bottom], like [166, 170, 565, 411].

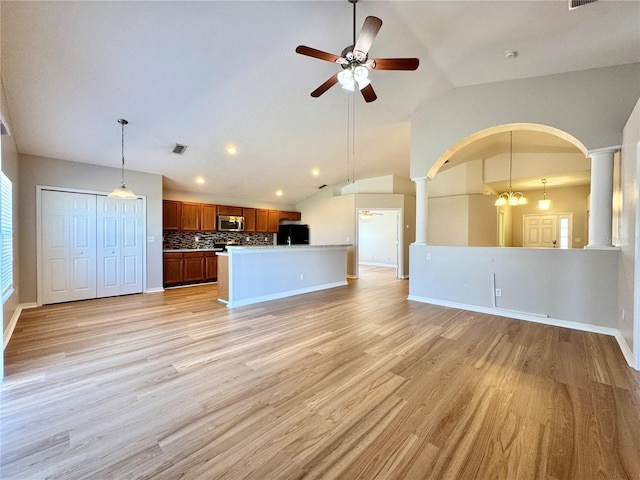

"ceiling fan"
[295, 0, 419, 103]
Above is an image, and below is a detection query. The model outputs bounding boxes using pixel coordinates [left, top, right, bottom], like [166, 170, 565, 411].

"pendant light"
[538, 178, 551, 210]
[495, 131, 528, 206]
[108, 118, 137, 199]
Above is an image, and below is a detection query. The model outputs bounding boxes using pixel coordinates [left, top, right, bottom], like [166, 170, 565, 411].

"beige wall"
[428, 194, 497, 246]
[296, 186, 415, 278]
[1, 86, 20, 337]
[511, 185, 590, 248]
[18, 154, 163, 303]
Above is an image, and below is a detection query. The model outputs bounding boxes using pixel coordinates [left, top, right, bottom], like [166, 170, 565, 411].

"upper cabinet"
[181, 202, 201, 231]
[201, 204, 217, 231]
[218, 205, 243, 216]
[163, 200, 300, 232]
[243, 208, 256, 232]
[163, 200, 181, 231]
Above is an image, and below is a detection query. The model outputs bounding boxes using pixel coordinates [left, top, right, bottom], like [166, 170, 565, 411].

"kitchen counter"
[218, 244, 350, 307]
[163, 248, 224, 253]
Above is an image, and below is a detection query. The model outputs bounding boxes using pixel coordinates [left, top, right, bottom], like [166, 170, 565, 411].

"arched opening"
[426, 123, 591, 248]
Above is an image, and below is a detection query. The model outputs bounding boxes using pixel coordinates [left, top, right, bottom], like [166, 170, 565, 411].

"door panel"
[524, 214, 558, 248]
[97, 197, 143, 297]
[42, 190, 97, 304]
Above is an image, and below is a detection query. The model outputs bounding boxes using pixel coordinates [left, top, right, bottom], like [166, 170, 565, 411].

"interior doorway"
[523, 213, 573, 248]
[356, 208, 402, 279]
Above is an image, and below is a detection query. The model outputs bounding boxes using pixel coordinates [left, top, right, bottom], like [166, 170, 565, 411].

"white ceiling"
[2, 0, 639, 205]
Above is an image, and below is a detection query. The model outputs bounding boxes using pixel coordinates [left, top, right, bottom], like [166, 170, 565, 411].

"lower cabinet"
[163, 251, 218, 287]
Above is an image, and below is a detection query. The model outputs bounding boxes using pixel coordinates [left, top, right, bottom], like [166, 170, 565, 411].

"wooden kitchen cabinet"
[287, 211, 302, 221]
[201, 204, 217, 231]
[218, 205, 243, 216]
[163, 252, 184, 286]
[256, 209, 269, 232]
[268, 210, 281, 232]
[181, 202, 201, 231]
[243, 208, 256, 232]
[183, 252, 205, 283]
[163, 200, 181, 231]
[204, 252, 218, 281]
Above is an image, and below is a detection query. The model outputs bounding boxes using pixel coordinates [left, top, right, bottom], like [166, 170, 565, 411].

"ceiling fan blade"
[296, 45, 343, 64]
[311, 74, 339, 98]
[353, 16, 383, 61]
[371, 58, 420, 71]
[360, 83, 377, 103]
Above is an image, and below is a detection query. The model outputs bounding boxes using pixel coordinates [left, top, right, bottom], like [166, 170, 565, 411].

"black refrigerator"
[277, 224, 310, 245]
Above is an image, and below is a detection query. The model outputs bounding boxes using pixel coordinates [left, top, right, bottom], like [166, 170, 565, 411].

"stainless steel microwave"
[218, 215, 244, 232]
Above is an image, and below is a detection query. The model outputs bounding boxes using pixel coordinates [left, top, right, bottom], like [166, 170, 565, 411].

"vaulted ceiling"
[2, 1, 639, 205]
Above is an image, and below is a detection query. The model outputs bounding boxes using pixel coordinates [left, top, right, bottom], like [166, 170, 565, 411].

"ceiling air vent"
[569, 0, 597, 10]
[172, 143, 187, 155]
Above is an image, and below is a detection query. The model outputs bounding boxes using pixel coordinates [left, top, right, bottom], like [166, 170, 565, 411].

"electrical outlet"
[426, 253, 432, 260]
[495, 288, 502, 297]
[300, 273, 304, 280]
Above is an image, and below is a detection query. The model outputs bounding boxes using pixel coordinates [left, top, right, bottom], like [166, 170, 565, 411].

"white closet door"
[42, 190, 97, 304]
[97, 196, 143, 297]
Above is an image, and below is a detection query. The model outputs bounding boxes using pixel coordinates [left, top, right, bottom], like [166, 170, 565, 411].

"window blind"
[1, 172, 13, 300]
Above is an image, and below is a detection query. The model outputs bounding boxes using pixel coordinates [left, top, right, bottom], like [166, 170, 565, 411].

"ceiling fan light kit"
[295, 0, 419, 103]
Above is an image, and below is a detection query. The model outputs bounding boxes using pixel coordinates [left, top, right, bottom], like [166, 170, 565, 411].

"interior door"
[41, 190, 97, 304]
[524, 214, 557, 248]
[97, 196, 143, 297]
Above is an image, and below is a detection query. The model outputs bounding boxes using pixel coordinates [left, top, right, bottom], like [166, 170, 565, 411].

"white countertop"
[163, 248, 224, 253]
[226, 244, 351, 250]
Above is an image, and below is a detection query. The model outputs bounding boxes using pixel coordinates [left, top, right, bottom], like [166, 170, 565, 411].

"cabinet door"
[268, 210, 281, 232]
[243, 208, 256, 232]
[204, 253, 218, 281]
[183, 252, 205, 283]
[256, 209, 269, 232]
[218, 205, 243, 216]
[202, 204, 217, 231]
[163, 200, 181, 231]
[288, 211, 302, 221]
[163, 253, 184, 286]
[181, 202, 201, 231]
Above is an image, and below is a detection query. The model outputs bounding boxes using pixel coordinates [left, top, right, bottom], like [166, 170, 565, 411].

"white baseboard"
[406, 295, 637, 368]
[4, 302, 38, 350]
[359, 262, 397, 268]
[145, 287, 165, 294]
[227, 281, 348, 308]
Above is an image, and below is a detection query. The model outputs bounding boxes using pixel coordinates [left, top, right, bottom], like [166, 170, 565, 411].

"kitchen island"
[217, 245, 350, 308]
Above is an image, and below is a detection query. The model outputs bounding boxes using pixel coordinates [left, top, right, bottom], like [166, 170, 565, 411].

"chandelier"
[538, 178, 551, 210]
[495, 131, 527, 206]
[108, 118, 137, 199]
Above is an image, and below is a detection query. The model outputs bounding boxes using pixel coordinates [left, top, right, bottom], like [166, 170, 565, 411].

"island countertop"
[218, 244, 350, 307]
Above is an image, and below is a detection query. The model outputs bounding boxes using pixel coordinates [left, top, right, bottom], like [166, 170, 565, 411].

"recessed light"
[226, 145, 238, 155]
[276, 190, 283, 197]
[195, 176, 205, 184]
[312, 168, 320, 176]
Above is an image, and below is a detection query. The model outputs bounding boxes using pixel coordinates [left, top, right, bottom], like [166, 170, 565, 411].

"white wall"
[618, 98, 640, 365]
[411, 63, 640, 178]
[409, 244, 619, 331]
[1, 80, 20, 352]
[163, 188, 296, 211]
[297, 185, 415, 278]
[18, 154, 164, 303]
[358, 211, 398, 267]
[296, 188, 356, 275]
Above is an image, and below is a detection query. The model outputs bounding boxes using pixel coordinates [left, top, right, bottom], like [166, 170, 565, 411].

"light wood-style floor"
[2, 267, 640, 479]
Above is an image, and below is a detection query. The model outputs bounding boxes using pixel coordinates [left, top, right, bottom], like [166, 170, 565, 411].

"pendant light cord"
[118, 118, 128, 187]
[509, 131, 513, 192]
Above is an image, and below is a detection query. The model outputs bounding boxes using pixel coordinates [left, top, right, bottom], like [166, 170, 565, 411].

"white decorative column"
[586, 146, 620, 249]
[413, 176, 428, 244]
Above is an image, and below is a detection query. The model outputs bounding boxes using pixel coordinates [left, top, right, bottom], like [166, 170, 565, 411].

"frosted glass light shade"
[108, 185, 137, 199]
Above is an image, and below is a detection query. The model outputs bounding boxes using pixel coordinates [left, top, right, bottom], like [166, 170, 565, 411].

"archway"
[425, 123, 591, 248]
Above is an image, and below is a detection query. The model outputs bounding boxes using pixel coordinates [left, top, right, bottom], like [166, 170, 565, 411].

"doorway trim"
[354, 207, 403, 279]
[36, 185, 148, 306]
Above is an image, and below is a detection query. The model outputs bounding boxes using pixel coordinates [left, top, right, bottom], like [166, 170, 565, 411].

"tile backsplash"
[163, 231, 275, 249]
